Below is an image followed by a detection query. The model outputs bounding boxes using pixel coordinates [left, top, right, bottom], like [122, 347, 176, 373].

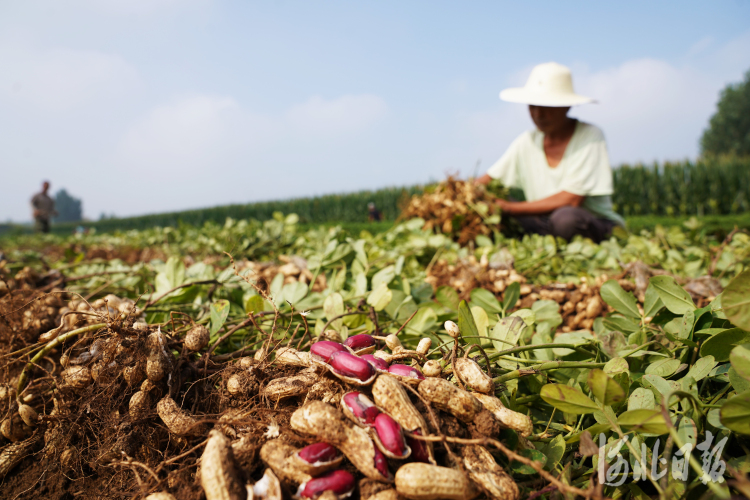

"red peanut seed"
[343, 392, 380, 425]
[298, 442, 340, 464]
[361, 354, 389, 371]
[388, 364, 425, 380]
[329, 351, 374, 382]
[310, 341, 347, 362]
[344, 334, 376, 350]
[373, 446, 390, 478]
[299, 469, 355, 498]
[374, 413, 407, 457]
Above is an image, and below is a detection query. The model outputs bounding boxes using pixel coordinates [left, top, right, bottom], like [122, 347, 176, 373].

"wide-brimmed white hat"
[500, 62, 595, 107]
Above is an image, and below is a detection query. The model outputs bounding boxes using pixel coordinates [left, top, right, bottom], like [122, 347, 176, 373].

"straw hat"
[500, 62, 595, 107]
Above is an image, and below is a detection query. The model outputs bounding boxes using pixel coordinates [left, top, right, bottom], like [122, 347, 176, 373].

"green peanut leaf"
[686, 355, 717, 381]
[435, 286, 460, 311]
[600, 280, 641, 318]
[649, 276, 696, 314]
[209, 299, 230, 336]
[720, 390, 750, 435]
[724, 270, 750, 331]
[458, 300, 480, 341]
[489, 316, 526, 351]
[628, 387, 655, 410]
[470, 288, 503, 314]
[588, 369, 625, 406]
[367, 283, 393, 311]
[617, 409, 669, 435]
[510, 448, 547, 475]
[645, 358, 681, 378]
[540, 384, 599, 414]
[643, 283, 665, 318]
[700, 328, 750, 362]
[503, 281, 521, 312]
[730, 344, 750, 382]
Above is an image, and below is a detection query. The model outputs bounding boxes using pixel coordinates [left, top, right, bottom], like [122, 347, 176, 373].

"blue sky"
[2, 1, 750, 221]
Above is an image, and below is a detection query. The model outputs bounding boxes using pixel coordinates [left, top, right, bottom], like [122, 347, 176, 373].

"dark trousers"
[35, 218, 50, 234]
[512, 206, 617, 243]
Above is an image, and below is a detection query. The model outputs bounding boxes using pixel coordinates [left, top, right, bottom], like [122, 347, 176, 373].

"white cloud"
[285, 94, 388, 139]
[115, 93, 388, 180]
[117, 94, 239, 176]
[0, 45, 139, 111]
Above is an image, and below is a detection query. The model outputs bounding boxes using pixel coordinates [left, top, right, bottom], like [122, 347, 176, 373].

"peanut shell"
[157, 396, 205, 436]
[473, 393, 533, 437]
[394, 463, 479, 500]
[262, 369, 317, 400]
[461, 445, 519, 500]
[259, 440, 312, 485]
[417, 377, 483, 423]
[274, 347, 311, 367]
[201, 430, 246, 500]
[453, 358, 494, 394]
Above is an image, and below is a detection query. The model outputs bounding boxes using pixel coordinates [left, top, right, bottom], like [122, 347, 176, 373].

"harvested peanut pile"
[400, 177, 513, 245]
[2, 287, 533, 500]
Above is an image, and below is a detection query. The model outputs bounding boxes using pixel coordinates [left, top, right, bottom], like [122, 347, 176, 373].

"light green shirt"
[487, 121, 625, 226]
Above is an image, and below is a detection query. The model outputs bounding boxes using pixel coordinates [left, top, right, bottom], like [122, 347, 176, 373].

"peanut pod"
[260, 439, 312, 485]
[61, 366, 91, 389]
[421, 360, 442, 378]
[275, 347, 312, 367]
[394, 463, 479, 500]
[157, 396, 205, 436]
[201, 430, 247, 500]
[263, 369, 317, 400]
[185, 324, 210, 352]
[146, 330, 173, 382]
[417, 378, 482, 424]
[290, 401, 391, 482]
[129, 391, 150, 420]
[371, 374, 434, 464]
[0, 432, 42, 478]
[461, 445, 519, 500]
[249, 469, 282, 500]
[453, 358, 494, 394]
[145, 494, 177, 500]
[473, 394, 533, 437]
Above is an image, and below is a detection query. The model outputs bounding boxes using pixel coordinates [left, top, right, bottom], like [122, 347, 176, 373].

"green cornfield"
[8, 156, 750, 236]
[612, 156, 750, 216]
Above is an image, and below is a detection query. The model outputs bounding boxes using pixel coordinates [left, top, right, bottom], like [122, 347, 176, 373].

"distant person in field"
[31, 181, 57, 233]
[368, 202, 382, 222]
[477, 62, 624, 243]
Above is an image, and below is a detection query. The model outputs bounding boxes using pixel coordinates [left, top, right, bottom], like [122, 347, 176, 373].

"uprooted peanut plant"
[2, 199, 750, 499]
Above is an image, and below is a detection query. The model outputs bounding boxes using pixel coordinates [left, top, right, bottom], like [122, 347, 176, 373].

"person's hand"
[495, 198, 513, 213]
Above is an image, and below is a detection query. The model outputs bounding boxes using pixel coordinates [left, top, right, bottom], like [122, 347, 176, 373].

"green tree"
[701, 69, 750, 157]
[54, 189, 83, 223]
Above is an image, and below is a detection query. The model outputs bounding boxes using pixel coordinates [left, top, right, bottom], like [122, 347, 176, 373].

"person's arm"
[475, 174, 492, 185]
[496, 191, 584, 215]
